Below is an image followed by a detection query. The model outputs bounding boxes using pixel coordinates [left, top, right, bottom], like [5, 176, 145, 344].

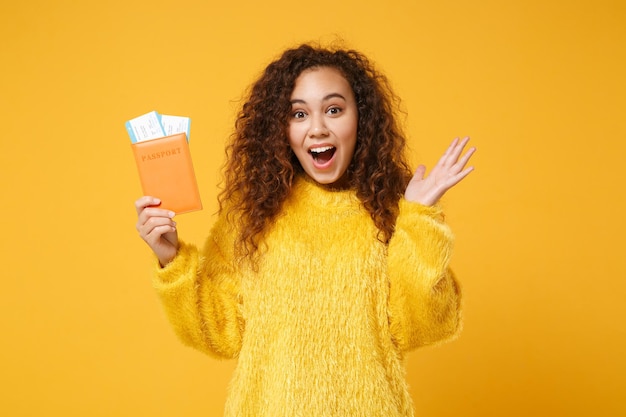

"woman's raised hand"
[404, 137, 476, 206]
[135, 196, 179, 267]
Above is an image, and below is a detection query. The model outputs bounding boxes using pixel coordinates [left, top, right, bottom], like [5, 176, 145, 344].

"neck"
[303, 172, 352, 191]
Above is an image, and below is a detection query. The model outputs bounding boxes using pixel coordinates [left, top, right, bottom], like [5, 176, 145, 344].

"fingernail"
[168, 211, 175, 218]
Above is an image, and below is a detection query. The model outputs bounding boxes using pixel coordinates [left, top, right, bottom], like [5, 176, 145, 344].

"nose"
[308, 114, 329, 138]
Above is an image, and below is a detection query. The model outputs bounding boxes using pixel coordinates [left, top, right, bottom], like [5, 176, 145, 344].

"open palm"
[404, 137, 476, 206]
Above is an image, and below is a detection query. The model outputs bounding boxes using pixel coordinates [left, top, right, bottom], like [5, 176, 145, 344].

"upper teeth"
[310, 146, 334, 153]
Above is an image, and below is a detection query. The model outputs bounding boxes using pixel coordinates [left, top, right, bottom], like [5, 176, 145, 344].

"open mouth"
[309, 146, 336, 164]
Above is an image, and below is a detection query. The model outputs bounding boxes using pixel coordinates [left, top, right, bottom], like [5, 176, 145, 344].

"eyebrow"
[290, 93, 347, 105]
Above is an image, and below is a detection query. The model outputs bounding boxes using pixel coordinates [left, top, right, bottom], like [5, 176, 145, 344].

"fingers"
[412, 164, 427, 181]
[436, 137, 460, 166]
[448, 165, 475, 188]
[445, 137, 470, 164]
[135, 196, 175, 220]
[443, 138, 476, 188]
[455, 142, 476, 171]
[135, 196, 161, 215]
[133, 197, 179, 265]
[440, 137, 475, 172]
[407, 137, 476, 205]
[137, 210, 176, 233]
[135, 196, 176, 238]
[428, 137, 476, 189]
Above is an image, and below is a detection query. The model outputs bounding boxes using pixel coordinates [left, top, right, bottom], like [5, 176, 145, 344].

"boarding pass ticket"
[125, 111, 191, 143]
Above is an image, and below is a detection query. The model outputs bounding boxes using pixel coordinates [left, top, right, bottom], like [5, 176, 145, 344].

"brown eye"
[327, 107, 342, 115]
[293, 110, 306, 119]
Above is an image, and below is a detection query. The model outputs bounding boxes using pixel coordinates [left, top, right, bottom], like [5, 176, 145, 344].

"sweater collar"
[290, 175, 360, 210]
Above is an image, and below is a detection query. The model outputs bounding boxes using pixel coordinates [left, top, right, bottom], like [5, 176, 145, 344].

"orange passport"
[131, 133, 202, 214]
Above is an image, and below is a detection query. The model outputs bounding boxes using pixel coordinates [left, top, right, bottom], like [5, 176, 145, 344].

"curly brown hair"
[219, 43, 413, 257]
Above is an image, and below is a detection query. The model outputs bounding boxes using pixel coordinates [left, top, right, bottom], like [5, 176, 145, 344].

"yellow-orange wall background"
[1, 0, 624, 416]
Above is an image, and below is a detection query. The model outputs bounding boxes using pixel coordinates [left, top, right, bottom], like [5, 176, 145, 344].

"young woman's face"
[288, 67, 358, 187]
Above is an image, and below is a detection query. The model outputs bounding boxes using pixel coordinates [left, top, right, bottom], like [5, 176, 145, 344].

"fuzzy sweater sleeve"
[387, 199, 462, 353]
[152, 215, 244, 359]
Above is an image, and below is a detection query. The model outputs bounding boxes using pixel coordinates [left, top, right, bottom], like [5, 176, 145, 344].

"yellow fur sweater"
[153, 176, 461, 417]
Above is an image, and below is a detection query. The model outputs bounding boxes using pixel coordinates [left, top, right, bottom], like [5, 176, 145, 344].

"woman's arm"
[387, 137, 474, 352]
[152, 231, 244, 359]
[135, 197, 244, 359]
[387, 201, 461, 352]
